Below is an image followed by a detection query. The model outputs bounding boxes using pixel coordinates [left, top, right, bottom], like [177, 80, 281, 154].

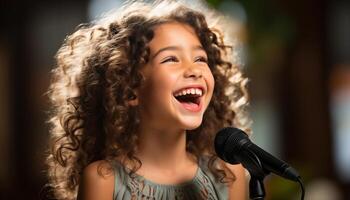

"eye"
[161, 56, 179, 63]
[195, 56, 208, 63]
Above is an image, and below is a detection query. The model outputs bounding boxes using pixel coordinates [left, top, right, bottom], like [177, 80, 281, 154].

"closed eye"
[195, 56, 208, 63]
[161, 56, 179, 63]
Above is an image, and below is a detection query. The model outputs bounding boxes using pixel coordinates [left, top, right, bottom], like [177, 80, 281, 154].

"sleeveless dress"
[111, 157, 228, 200]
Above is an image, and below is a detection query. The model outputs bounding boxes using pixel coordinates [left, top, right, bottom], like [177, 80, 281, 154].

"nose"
[183, 65, 203, 79]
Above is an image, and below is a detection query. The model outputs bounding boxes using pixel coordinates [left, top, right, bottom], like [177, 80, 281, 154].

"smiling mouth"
[174, 93, 201, 105]
[173, 87, 203, 106]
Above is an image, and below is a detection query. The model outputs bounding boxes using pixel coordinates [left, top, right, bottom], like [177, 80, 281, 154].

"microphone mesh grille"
[214, 127, 248, 162]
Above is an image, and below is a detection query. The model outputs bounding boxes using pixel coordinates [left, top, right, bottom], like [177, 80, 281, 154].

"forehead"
[148, 22, 202, 50]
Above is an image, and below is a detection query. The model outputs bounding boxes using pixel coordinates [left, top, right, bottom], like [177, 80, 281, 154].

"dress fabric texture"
[112, 157, 228, 200]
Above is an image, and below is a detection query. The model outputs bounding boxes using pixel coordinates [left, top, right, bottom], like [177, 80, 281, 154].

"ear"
[127, 90, 139, 106]
[128, 98, 139, 106]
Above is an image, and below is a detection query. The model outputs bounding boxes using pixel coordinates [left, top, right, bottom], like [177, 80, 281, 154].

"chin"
[180, 117, 203, 130]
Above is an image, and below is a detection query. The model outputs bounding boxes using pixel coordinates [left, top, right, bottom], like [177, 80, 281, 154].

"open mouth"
[173, 87, 203, 107]
[174, 93, 201, 105]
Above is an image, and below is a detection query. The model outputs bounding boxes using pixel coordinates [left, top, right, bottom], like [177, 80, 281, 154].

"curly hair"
[46, 1, 251, 199]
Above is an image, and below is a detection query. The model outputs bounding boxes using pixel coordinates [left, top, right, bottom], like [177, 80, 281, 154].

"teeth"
[174, 88, 203, 97]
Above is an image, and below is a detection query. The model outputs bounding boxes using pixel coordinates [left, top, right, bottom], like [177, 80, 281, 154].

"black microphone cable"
[297, 177, 305, 200]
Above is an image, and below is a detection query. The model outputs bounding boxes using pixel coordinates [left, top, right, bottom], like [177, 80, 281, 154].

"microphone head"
[214, 127, 249, 164]
[215, 127, 301, 181]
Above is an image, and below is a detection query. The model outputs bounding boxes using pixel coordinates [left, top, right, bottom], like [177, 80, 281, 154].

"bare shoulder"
[77, 160, 115, 200]
[83, 160, 115, 179]
[225, 163, 247, 200]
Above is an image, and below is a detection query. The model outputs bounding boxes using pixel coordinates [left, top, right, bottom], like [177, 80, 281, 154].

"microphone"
[214, 127, 300, 182]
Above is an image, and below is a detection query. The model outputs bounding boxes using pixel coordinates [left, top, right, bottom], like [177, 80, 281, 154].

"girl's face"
[137, 22, 214, 132]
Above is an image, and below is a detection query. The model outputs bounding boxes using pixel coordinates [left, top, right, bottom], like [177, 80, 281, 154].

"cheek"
[147, 70, 177, 99]
[205, 70, 215, 96]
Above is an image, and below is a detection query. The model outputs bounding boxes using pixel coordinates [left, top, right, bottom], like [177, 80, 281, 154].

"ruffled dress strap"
[111, 160, 133, 200]
[198, 156, 229, 200]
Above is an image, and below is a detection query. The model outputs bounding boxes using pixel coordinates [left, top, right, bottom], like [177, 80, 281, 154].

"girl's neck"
[136, 127, 191, 171]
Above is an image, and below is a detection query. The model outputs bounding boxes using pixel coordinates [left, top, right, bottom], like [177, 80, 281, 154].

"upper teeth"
[174, 88, 203, 97]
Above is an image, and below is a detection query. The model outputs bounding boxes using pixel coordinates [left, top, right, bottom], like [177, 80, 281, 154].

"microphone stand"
[249, 175, 266, 200]
[239, 149, 268, 200]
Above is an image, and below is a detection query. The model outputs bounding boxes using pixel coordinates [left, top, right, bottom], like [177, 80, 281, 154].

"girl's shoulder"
[82, 160, 115, 179]
[224, 163, 247, 200]
[77, 160, 115, 200]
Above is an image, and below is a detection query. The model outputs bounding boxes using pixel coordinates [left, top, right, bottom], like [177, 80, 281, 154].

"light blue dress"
[111, 157, 228, 200]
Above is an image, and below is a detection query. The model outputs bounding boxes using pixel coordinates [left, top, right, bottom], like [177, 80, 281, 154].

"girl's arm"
[226, 163, 248, 200]
[77, 161, 115, 200]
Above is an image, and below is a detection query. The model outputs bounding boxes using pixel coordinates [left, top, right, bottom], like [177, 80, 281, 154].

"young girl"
[46, 1, 251, 199]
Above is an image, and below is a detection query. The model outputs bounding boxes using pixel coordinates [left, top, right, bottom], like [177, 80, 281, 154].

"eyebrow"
[151, 45, 205, 60]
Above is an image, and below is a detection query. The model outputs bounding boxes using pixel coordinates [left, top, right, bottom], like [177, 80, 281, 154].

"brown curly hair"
[46, 1, 251, 199]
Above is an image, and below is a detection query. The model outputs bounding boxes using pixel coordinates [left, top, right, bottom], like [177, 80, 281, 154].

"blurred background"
[0, 0, 349, 199]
